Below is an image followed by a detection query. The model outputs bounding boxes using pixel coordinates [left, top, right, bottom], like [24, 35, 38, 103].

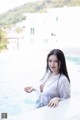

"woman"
[24, 49, 70, 108]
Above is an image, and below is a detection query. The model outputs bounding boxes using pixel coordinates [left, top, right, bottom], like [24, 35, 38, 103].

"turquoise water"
[66, 56, 80, 65]
[0, 92, 36, 116]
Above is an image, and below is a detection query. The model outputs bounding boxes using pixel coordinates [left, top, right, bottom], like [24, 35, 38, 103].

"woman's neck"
[51, 71, 59, 76]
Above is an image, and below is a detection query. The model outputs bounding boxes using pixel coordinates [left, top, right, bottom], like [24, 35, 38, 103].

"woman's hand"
[24, 86, 35, 93]
[48, 97, 61, 108]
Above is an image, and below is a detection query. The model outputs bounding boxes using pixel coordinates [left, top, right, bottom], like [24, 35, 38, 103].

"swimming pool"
[0, 51, 40, 118]
[0, 91, 37, 116]
[66, 56, 80, 65]
[0, 51, 80, 118]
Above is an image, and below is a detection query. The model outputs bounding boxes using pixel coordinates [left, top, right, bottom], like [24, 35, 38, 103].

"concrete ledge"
[10, 95, 80, 120]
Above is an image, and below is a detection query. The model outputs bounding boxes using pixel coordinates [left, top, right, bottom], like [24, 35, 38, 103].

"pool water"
[0, 51, 80, 118]
[0, 91, 37, 116]
[0, 51, 39, 117]
[66, 56, 80, 65]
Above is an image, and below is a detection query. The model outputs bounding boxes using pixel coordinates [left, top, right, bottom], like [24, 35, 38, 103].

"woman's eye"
[49, 60, 52, 62]
[55, 61, 58, 63]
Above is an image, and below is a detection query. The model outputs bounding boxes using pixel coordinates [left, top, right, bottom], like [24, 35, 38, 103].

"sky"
[0, 0, 39, 14]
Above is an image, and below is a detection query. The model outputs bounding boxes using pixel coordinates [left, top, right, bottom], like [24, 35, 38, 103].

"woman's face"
[48, 55, 60, 74]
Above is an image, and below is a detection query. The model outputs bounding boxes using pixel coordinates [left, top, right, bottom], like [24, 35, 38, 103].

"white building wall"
[12, 7, 80, 50]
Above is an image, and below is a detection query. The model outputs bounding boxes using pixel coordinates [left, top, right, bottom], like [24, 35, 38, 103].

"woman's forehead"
[49, 55, 58, 59]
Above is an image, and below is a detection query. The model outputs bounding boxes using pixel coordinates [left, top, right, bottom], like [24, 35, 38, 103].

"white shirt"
[34, 71, 70, 108]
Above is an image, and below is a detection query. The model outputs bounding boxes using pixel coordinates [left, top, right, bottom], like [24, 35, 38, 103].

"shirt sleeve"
[58, 77, 71, 99]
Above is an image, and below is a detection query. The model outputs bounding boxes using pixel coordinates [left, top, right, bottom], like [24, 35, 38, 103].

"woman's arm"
[58, 78, 71, 99]
[48, 77, 70, 108]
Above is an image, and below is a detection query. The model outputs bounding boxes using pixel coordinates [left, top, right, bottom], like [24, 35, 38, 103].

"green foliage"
[0, 10, 26, 28]
[0, 43, 7, 51]
[15, 27, 23, 33]
[0, 29, 8, 51]
[0, 0, 80, 28]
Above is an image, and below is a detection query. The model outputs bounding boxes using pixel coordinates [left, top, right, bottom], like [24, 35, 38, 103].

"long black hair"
[46, 49, 70, 83]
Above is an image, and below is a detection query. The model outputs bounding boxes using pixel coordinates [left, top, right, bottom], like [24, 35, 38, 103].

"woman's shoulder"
[60, 74, 67, 79]
[59, 74, 69, 84]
